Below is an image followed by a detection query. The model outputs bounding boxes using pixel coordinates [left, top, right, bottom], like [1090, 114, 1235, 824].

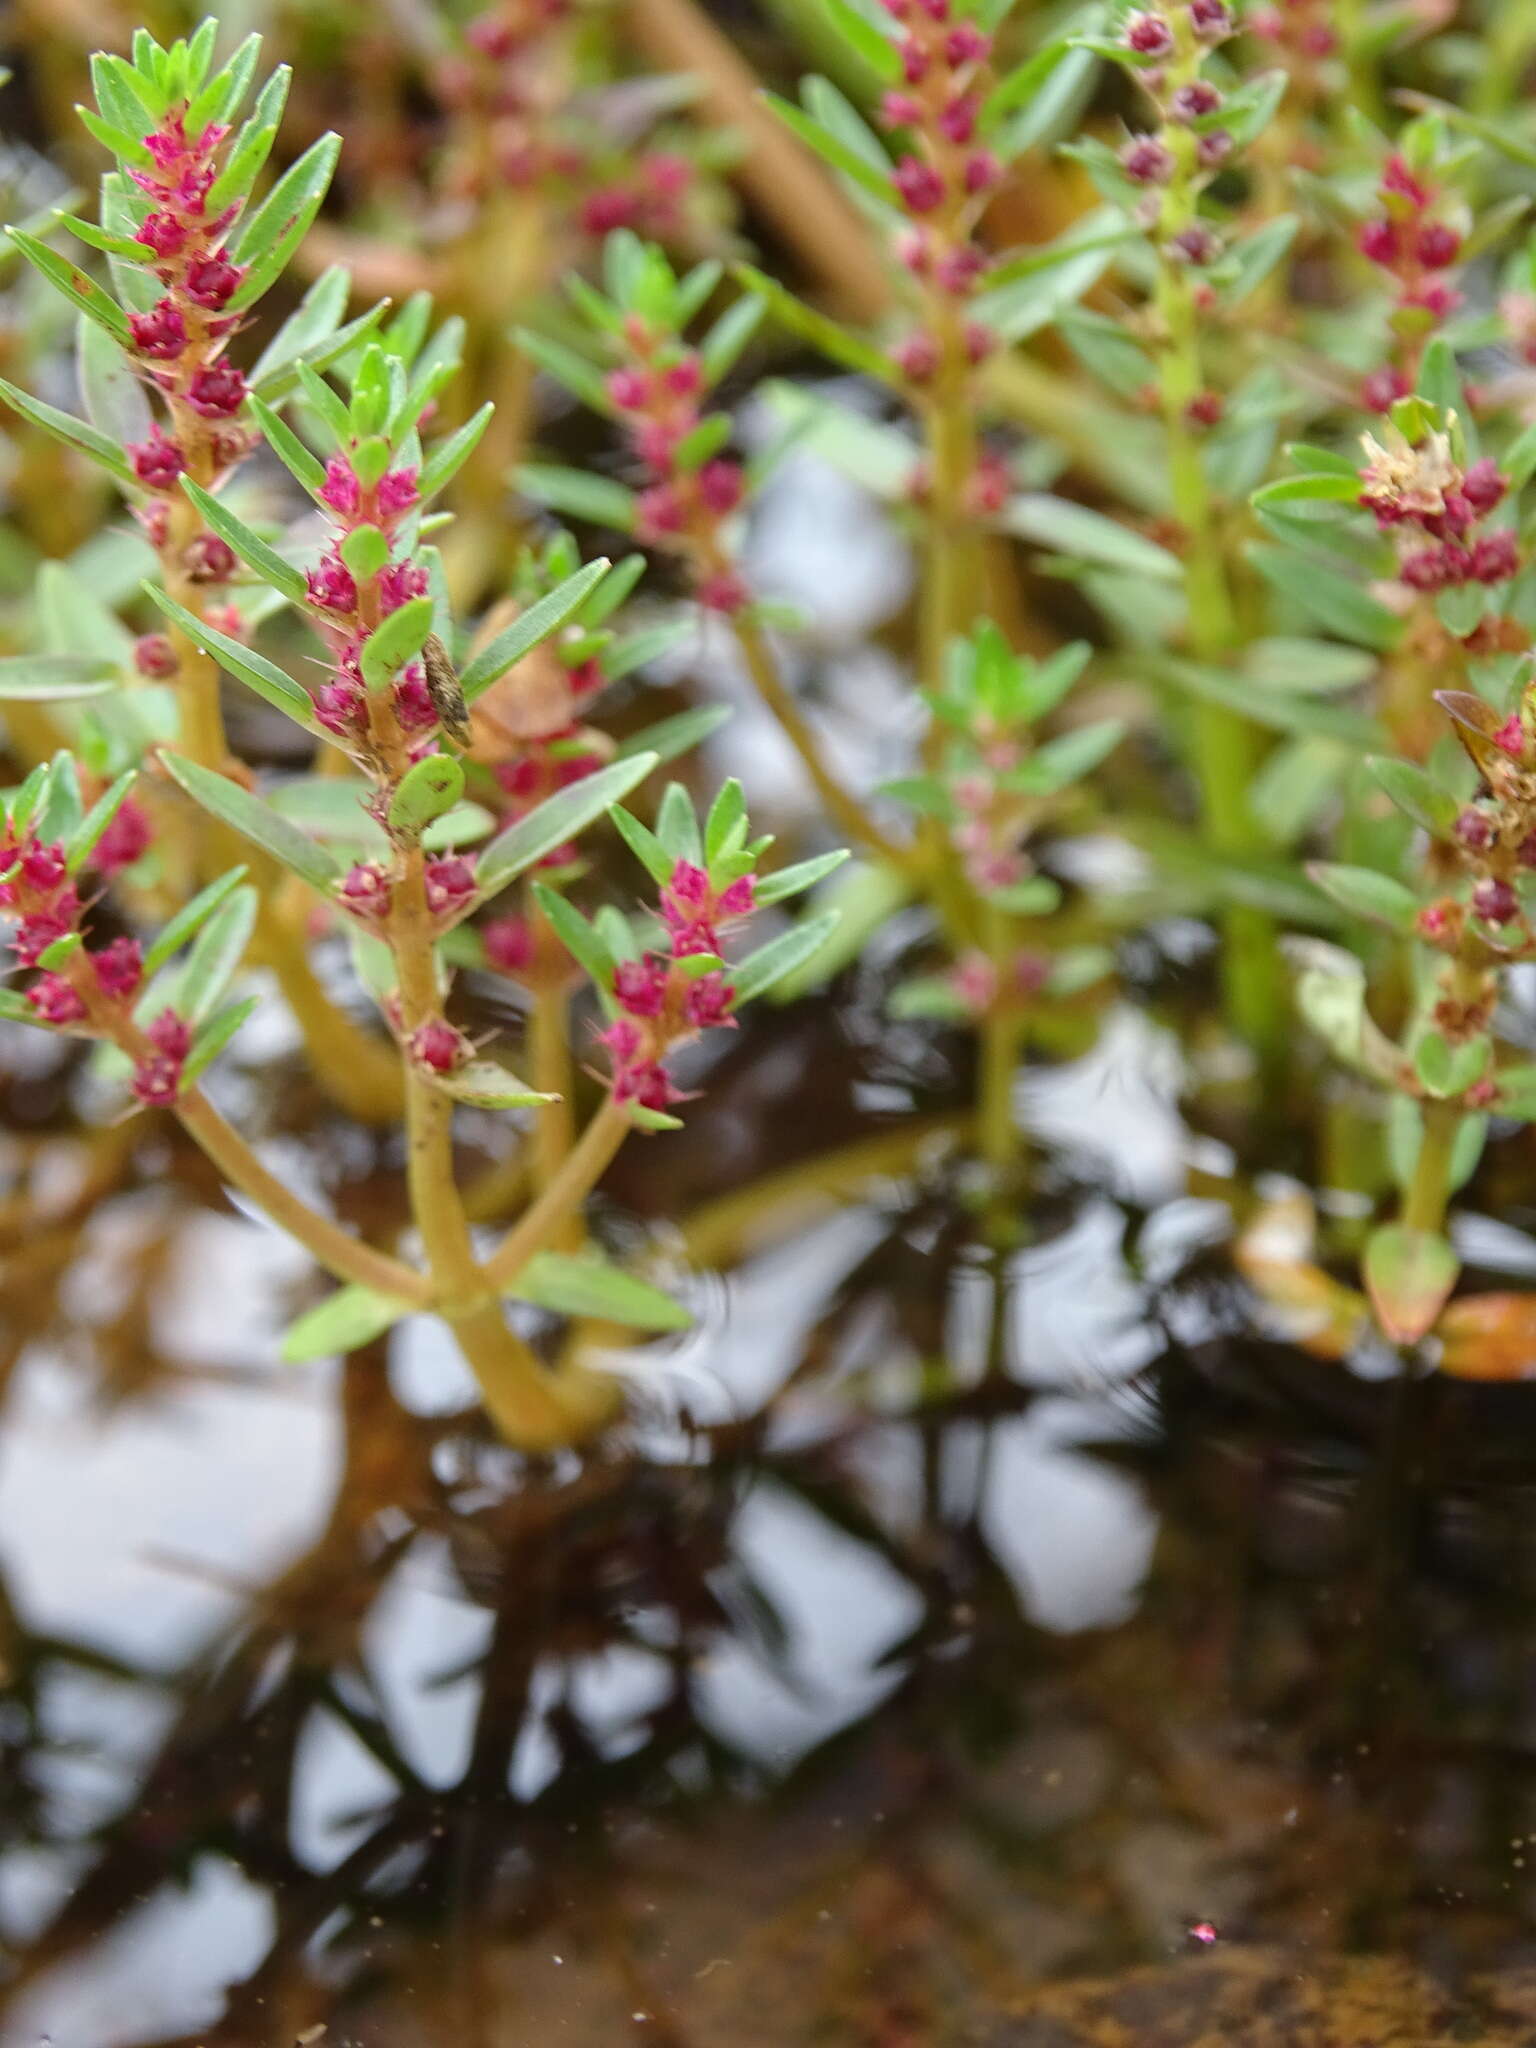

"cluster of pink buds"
[433, 0, 697, 242]
[948, 947, 1050, 1018]
[1118, 2, 1236, 270]
[950, 757, 1034, 895]
[876, 0, 1000, 388]
[1356, 157, 1464, 411]
[124, 107, 252, 554]
[304, 456, 431, 751]
[606, 337, 749, 614]
[0, 828, 162, 1078]
[435, 0, 575, 201]
[596, 860, 753, 1110]
[1417, 689, 1536, 972]
[578, 152, 694, 241]
[1358, 430, 1517, 591]
[338, 850, 477, 933]
[131, 1009, 193, 1105]
[1245, 0, 1338, 73]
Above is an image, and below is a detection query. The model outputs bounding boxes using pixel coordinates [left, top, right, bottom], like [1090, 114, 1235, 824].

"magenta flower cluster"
[875, 0, 1001, 385]
[304, 457, 431, 747]
[605, 339, 749, 615]
[1357, 155, 1465, 413]
[596, 860, 753, 1110]
[1359, 449, 1517, 592]
[0, 816, 185, 1105]
[123, 107, 251, 548]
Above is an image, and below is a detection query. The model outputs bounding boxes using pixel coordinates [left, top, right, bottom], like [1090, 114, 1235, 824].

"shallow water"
[7, 957, 1536, 2048]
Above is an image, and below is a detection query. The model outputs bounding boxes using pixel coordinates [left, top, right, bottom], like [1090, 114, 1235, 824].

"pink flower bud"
[1124, 11, 1175, 53]
[1188, 0, 1233, 36]
[893, 330, 941, 382]
[424, 855, 477, 916]
[91, 935, 143, 999]
[411, 1018, 468, 1072]
[881, 91, 923, 127]
[894, 156, 946, 213]
[601, 368, 647, 424]
[92, 798, 152, 875]
[1170, 80, 1222, 119]
[320, 458, 361, 517]
[148, 1008, 192, 1060]
[1122, 136, 1175, 184]
[377, 561, 430, 614]
[340, 863, 392, 918]
[184, 251, 242, 308]
[393, 665, 438, 730]
[697, 569, 749, 614]
[935, 246, 988, 294]
[128, 426, 186, 490]
[1473, 876, 1520, 925]
[186, 362, 247, 418]
[697, 459, 745, 514]
[134, 633, 177, 678]
[1455, 806, 1494, 850]
[614, 956, 671, 1016]
[1362, 364, 1411, 412]
[19, 842, 67, 893]
[662, 356, 703, 398]
[483, 915, 534, 974]
[132, 1053, 183, 1106]
[378, 468, 420, 517]
[1196, 130, 1233, 168]
[1415, 222, 1461, 268]
[182, 533, 236, 584]
[962, 150, 1001, 194]
[26, 972, 86, 1026]
[938, 93, 979, 145]
[635, 482, 688, 541]
[945, 21, 990, 61]
[1473, 532, 1520, 585]
[135, 211, 188, 259]
[128, 298, 188, 360]
[1168, 223, 1219, 265]
[12, 910, 75, 969]
[684, 972, 735, 1028]
[614, 1057, 682, 1111]
[1463, 459, 1508, 511]
[315, 677, 366, 735]
[306, 554, 358, 614]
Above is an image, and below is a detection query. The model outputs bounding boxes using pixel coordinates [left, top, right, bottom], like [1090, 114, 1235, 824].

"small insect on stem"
[421, 632, 472, 748]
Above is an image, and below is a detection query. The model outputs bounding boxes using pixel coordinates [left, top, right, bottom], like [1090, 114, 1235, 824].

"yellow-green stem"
[1402, 1099, 1462, 1237]
[978, 903, 1022, 1181]
[175, 1087, 429, 1302]
[483, 1094, 631, 1294]
[730, 610, 906, 868]
[390, 838, 614, 1447]
[1156, 226, 1277, 1055]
